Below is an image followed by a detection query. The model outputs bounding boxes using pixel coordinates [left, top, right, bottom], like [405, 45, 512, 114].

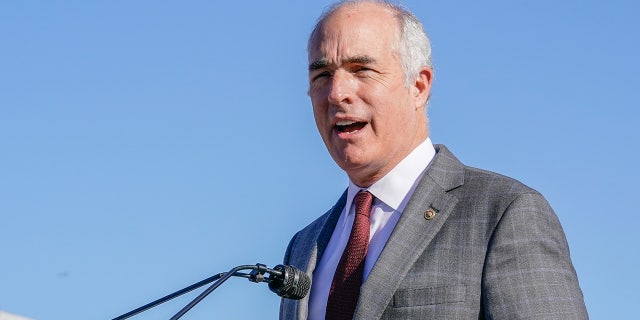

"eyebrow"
[309, 59, 328, 71]
[308, 55, 377, 71]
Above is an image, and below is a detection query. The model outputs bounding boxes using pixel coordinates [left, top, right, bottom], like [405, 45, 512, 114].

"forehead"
[308, 4, 399, 63]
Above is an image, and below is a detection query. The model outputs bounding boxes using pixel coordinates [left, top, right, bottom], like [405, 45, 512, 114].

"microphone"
[112, 263, 310, 320]
[267, 264, 311, 300]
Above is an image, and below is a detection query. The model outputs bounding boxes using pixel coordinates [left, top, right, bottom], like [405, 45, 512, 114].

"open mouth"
[335, 120, 367, 133]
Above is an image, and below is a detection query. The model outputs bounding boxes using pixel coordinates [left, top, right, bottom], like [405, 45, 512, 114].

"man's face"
[308, 4, 431, 187]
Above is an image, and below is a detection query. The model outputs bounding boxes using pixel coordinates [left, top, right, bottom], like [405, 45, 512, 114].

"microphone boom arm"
[112, 263, 306, 320]
[169, 264, 265, 320]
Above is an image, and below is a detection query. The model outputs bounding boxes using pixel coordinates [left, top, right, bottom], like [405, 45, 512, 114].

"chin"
[335, 156, 370, 174]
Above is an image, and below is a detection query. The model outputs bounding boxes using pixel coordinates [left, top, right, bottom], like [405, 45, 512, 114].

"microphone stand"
[170, 264, 262, 320]
[112, 264, 270, 320]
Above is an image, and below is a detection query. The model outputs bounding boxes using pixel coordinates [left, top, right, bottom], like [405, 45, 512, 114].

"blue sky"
[1, 1, 638, 319]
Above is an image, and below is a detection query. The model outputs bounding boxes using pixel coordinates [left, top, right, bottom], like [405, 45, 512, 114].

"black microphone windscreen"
[268, 265, 311, 300]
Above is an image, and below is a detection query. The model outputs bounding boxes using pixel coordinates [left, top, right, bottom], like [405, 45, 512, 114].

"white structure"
[0, 311, 32, 320]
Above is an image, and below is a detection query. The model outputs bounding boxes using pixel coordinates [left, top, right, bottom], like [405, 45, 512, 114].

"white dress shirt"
[308, 138, 436, 320]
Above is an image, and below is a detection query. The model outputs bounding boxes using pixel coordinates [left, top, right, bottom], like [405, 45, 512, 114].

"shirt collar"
[346, 137, 436, 213]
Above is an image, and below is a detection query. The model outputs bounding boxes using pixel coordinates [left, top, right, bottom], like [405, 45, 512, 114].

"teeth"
[336, 120, 356, 126]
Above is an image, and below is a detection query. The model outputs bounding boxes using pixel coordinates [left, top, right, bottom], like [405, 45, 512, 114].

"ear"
[413, 66, 433, 109]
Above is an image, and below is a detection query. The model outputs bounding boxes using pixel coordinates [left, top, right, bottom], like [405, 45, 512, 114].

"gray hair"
[308, 0, 433, 88]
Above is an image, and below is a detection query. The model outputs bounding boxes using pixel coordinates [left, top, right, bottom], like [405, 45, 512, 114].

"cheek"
[375, 102, 415, 135]
[311, 103, 329, 133]
[311, 90, 331, 117]
[311, 96, 323, 114]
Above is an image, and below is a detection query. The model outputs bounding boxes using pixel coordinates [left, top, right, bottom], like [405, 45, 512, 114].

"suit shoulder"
[292, 190, 347, 237]
[296, 208, 333, 236]
[430, 144, 548, 218]
[286, 202, 338, 249]
[461, 165, 540, 198]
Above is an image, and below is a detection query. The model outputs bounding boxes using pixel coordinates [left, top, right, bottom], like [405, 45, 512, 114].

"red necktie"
[325, 190, 373, 320]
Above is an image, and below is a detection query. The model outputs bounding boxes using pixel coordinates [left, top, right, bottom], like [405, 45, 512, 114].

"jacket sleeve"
[482, 192, 588, 319]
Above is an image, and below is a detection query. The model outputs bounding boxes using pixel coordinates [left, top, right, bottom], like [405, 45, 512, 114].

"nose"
[328, 70, 354, 105]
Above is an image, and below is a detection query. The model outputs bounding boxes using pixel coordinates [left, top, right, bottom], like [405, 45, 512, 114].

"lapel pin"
[424, 207, 438, 220]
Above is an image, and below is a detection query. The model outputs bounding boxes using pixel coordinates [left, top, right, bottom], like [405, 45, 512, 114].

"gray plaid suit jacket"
[279, 144, 588, 319]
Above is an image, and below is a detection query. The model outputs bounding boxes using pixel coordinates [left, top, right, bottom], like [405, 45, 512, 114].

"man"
[280, 0, 588, 319]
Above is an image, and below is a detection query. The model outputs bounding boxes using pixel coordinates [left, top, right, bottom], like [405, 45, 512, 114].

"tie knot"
[354, 191, 373, 218]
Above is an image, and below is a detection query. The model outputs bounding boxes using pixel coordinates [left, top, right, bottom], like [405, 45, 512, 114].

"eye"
[353, 66, 375, 76]
[311, 71, 331, 82]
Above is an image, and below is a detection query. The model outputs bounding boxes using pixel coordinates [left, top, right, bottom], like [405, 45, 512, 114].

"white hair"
[308, 0, 433, 88]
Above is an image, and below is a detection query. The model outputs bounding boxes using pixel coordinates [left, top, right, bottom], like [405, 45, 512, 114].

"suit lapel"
[354, 145, 465, 319]
[287, 191, 347, 320]
[314, 191, 347, 269]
